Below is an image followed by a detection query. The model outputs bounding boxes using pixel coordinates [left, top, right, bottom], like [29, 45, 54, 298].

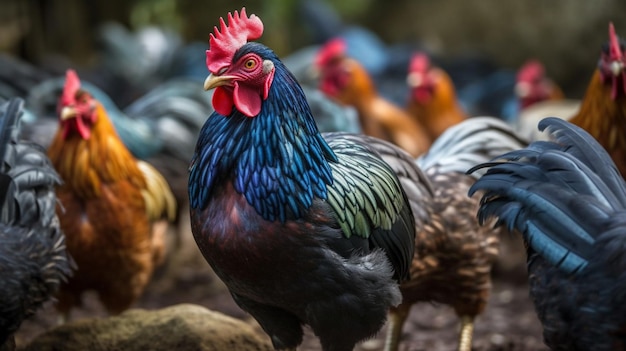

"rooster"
[405, 53, 468, 141]
[189, 9, 420, 351]
[384, 117, 529, 351]
[568, 22, 626, 178]
[0, 98, 74, 350]
[47, 70, 176, 319]
[315, 38, 431, 157]
[469, 117, 626, 350]
[21, 74, 213, 232]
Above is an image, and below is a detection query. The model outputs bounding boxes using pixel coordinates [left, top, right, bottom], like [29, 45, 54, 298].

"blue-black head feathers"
[189, 42, 337, 223]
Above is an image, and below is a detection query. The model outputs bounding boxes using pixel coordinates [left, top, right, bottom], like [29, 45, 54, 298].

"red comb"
[315, 38, 347, 67]
[517, 60, 545, 82]
[409, 53, 431, 74]
[609, 22, 623, 61]
[205, 8, 264, 74]
[61, 69, 81, 106]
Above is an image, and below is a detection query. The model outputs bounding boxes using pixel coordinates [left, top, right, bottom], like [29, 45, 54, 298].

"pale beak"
[610, 60, 624, 77]
[203, 74, 237, 91]
[60, 106, 77, 120]
[406, 72, 423, 88]
[515, 82, 531, 98]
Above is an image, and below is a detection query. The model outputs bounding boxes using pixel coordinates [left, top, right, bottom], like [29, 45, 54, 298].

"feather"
[189, 13, 417, 350]
[470, 116, 626, 274]
[0, 98, 73, 346]
[418, 116, 528, 177]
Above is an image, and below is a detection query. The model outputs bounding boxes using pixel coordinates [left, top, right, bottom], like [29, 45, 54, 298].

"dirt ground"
[15, 215, 547, 351]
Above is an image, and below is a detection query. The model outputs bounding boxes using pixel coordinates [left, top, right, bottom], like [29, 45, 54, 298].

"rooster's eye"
[244, 59, 256, 69]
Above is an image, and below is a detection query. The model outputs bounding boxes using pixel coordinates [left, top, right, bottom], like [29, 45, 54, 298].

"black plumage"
[469, 117, 626, 350]
[0, 98, 74, 350]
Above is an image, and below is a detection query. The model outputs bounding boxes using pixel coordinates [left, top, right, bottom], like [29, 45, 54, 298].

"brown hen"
[47, 70, 176, 319]
[316, 38, 431, 157]
[384, 117, 528, 351]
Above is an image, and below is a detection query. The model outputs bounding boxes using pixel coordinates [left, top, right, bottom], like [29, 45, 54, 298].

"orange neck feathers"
[48, 103, 146, 198]
[336, 59, 431, 156]
[406, 68, 467, 141]
[570, 70, 626, 176]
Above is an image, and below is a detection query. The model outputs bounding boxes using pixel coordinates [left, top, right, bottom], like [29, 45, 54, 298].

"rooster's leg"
[384, 303, 411, 351]
[457, 315, 475, 351]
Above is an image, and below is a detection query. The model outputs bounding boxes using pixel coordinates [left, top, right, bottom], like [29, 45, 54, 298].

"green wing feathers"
[325, 140, 406, 239]
[327, 154, 404, 238]
[323, 133, 418, 281]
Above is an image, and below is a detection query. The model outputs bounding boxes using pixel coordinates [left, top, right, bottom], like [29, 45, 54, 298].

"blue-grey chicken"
[469, 117, 626, 350]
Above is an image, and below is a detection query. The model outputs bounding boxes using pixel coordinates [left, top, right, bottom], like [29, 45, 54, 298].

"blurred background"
[4, 1, 625, 350]
[1, 0, 625, 100]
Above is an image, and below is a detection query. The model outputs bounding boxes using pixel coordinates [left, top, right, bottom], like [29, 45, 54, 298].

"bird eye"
[245, 59, 256, 69]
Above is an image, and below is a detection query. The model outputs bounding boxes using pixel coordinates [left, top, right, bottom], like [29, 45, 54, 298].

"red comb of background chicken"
[409, 53, 431, 74]
[205, 8, 264, 74]
[609, 22, 623, 61]
[61, 69, 81, 107]
[517, 60, 545, 82]
[315, 38, 346, 67]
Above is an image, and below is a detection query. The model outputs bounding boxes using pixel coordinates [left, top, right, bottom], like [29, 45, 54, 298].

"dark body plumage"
[189, 42, 416, 351]
[0, 98, 73, 350]
[470, 117, 626, 350]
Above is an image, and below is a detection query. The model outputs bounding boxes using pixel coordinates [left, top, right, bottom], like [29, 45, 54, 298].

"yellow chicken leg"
[458, 315, 475, 351]
[384, 304, 411, 351]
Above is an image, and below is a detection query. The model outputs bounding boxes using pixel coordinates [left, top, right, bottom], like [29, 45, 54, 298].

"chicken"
[568, 22, 626, 178]
[514, 59, 579, 141]
[384, 117, 529, 351]
[47, 70, 176, 319]
[469, 117, 626, 350]
[0, 98, 74, 350]
[515, 59, 565, 110]
[21, 74, 212, 230]
[189, 9, 418, 351]
[315, 38, 431, 157]
[405, 52, 468, 141]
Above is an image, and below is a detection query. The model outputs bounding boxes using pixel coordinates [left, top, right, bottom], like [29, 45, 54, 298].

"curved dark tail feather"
[537, 117, 626, 205]
[469, 117, 626, 275]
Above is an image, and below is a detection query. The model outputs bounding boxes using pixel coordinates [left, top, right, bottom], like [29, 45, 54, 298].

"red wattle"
[233, 83, 262, 117]
[213, 86, 234, 116]
[76, 117, 92, 140]
[413, 88, 432, 104]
